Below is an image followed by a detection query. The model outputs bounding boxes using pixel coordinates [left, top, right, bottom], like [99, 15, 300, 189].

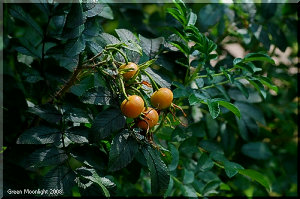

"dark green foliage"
[3, 1, 297, 198]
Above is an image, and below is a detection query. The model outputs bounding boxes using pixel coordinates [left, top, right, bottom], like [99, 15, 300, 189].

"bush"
[2, 1, 298, 197]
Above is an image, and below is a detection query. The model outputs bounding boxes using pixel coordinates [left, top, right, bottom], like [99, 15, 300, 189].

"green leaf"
[76, 167, 115, 197]
[92, 108, 126, 139]
[234, 81, 249, 99]
[17, 126, 60, 144]
[181, 185, 198, 197]
[70, 145, 106, 171]
[65, 127, 89, 144]
[46, 46, 79, 72]
[27, 147, 68, 168]
[42, 165, 76, 196]
[256, 76, 278, 93]
[243, 52, 275, 64]
[224, 161, 244, 178]
[195, 78, 204, 88]
[81, 87, 112, 105]
[198, 4, 225, 31]
[202, 180, 221, 196]
[207, 99, 220, 119]
[143, 145, 170, 195]
[241, 142, 272, 160]
[139, 35, 164, 59]
[183, 169, 194, 184]
[238, 169, 271, 192]
[64, 3, 84, 29]
[28, 104, 62, 124]
[116, 29, 142, 63]
[63, 107, 90, 123]
[246, 78, 267, 99]
[62, 24, 85, 39]
[173, 87, 191, 98]
[108, 130, 138, 172]
[199, 140, 224, 154]
[144, 68, 171, 89]
[9, 5, 43, 36]
[70, 75, 95, 97]
[169, 41, 189, 56]
[187, 11, 197, 26]
[196, 152, 214, 172]
[218, 100, 241, 118]
[168, 143, 179, 171]
[206, 113, 219, 139]
[15, 38, 41, 58]
[64, 35, 86, 57]
[83, 3, 113, 19]
[167, 7, 186, 26]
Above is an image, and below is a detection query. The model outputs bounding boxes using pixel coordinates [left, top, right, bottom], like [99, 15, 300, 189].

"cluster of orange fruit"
[119, 62, 173, 131]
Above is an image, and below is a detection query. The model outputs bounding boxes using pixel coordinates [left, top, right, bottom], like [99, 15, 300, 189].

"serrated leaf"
[28, 104, 62, 124]
[238, 169, 271, 192]
[65, 126, 89, 144]
[139, 35, 164, 59]
[144, 68, 171, 89]
[9, 5, 43, 36]
[92, 109, 126, 139]
[17, 126, 60, 144]
[83, 3, 113, 19]
[108, 130, 138, 172]
[76, 167, 115, 197]
[28, 147, 68, 168]
[143, 145, 170, 195]
[64, 35, 86, 57]
[63, 107, 90, 123]
[42, 165, 76, 196]
[116, 29, 141, 63]
[64, 3, 84, 29]
[81, 87, 112, 105]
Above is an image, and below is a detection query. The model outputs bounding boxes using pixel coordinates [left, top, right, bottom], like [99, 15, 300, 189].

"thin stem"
[106, 47, 128, 65]
[119, 77, 129, 100]
[201, 76, 246, 90]
[47, 54, 84, 103]
[143, 70, 159, 91]
[82, 51, 103, 65]
[196, 67, 235, 79]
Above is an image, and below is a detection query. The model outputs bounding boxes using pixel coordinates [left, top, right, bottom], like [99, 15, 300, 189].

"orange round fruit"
[150, 88, 173, 110]
[119, 62, 138, 80]
[137, 108, 159, 130]
[120, 95, 144, 118]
